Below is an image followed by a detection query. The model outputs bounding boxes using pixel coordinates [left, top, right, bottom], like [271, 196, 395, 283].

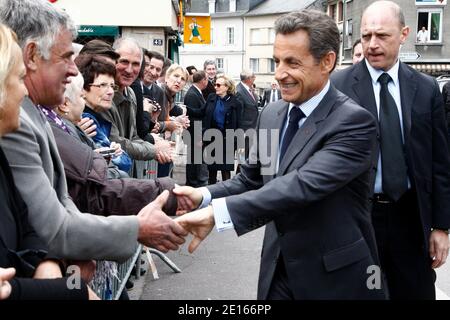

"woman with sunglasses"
[203, 74, 243, 184]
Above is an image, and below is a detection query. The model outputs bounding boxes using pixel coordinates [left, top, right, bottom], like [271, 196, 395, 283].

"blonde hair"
[0, 23, 19, 107]
[165, 63, 188, 82]
[217, 74, 236, 95]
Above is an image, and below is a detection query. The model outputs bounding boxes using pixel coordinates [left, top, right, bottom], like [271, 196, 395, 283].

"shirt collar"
[241, 82, 251, 92]
[288, 80, 331, 118]
[365, 58, 400, 86]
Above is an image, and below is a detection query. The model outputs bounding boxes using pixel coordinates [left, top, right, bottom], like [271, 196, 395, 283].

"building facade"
[328, 0, 450, 75]
[244, 0, 326, 91]
[52, 0, 181, 59]
[179, 0, 265, 80]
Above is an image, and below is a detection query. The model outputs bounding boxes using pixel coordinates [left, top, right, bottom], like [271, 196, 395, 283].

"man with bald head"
[332, 0, 450, 299]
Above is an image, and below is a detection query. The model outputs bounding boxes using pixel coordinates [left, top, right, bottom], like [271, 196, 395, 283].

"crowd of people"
[0, 0, 449, 301]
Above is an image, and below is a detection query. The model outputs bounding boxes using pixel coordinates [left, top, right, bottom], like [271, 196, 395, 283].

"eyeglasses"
[89, 83, 119, 91]
[215, 83, 226, 88]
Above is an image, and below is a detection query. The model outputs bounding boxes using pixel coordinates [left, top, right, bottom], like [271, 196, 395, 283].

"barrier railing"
[90, 244, 142, 300]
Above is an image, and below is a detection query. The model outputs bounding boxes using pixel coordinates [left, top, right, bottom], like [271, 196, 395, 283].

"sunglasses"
[214, 83, 226, 88]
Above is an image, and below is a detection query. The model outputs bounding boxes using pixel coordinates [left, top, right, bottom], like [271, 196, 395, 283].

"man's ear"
[23, 42, 40, 72]
[320, 51, 336, 74]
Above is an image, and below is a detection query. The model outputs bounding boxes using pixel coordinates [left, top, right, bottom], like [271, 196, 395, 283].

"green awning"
[77, 25, 119, 37]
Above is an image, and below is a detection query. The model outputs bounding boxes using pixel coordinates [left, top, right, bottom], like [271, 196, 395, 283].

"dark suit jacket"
[207, 85, 385, 299]
[261, 88, 281, 107]
[184, 84, 206, 133]
[130, 80, 156, 143]
[236, 82, 259, 130]
[331, 61, 450, 248]
[202, 78, 216, 100]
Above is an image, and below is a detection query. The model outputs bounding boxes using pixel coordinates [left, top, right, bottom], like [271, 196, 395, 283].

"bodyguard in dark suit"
[331, 0, 450, 300]
[184, 71, 209, 187]
[261, 82, 282, 108]
[236, 70, 259, 130]
[175, 10, 385, 300]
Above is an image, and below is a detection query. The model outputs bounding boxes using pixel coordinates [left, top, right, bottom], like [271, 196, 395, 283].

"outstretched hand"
[137, 190, 188, 252]
[173, 186, 203, 215]
[175, 206, 215, 253]
[0, 267, 15, 300]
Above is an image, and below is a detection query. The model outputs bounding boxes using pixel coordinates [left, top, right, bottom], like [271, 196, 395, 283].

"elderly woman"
[0, 24, 96, 300]
[203, 74, 243, 184]
[74, 55, 132, 174]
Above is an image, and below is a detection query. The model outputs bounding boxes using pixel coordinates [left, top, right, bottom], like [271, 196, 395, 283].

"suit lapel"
[352, 62, 378, 121]
[398, 62, 415, 144]
[195, 86, 206, 104]
[277, 87, 338, 175]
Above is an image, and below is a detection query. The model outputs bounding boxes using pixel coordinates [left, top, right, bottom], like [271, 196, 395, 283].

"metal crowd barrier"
[90, 244, 142, 300]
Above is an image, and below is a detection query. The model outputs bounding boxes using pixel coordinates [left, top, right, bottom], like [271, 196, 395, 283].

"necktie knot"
[279, 106, 305, 162]
[288, 106, 305, 125]
[378, 73, 392, 86]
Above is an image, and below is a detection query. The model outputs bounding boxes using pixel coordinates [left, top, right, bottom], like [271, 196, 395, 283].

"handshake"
[136, 186, 215, 254]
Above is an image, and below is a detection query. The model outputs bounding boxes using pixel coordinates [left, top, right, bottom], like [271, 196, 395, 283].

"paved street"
[128, 159, 450, 300]
[131, 226, 264, 300]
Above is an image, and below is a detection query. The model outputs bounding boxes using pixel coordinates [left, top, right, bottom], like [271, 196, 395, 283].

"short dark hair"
[75, 54, 116, 91]
[143, 49, 165, 64]
[352, 38, 361, 56]
[192, 70, 206, 83]
[274, 10, 340, 72]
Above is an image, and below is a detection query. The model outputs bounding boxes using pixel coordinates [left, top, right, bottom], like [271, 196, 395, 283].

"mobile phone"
[99, 148, 116, 157]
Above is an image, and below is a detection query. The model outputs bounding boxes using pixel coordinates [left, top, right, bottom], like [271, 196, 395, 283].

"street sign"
[399, 52, 421, 61]
[153, 39, 163, 46]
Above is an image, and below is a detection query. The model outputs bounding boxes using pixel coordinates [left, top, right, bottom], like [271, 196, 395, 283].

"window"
[269, 28, 275, 44]
[216, 58, 224, 70]
[250, 28, 261, 44]
[268, 58, 275, 73]
[328, 4, 336, 20]
[416, 9, 443, 43]
[416, 0, 447, 5]
[226, 27, 234, 45]
[250, 58, 259, 73]
[338, 1, 344, 22]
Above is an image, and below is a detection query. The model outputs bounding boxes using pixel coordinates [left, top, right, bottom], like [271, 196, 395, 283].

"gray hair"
[0, 0, 77, 60]
[203, 59, 216, 70]
[240, 69, 254, 81]
[274, 10, 340, 72]
[64, 73, 84, 103]
[112, 37, 143, 62]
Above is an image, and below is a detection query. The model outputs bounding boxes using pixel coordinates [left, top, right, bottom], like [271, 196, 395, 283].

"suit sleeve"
[8, 277, 88, 300]
[107, 109, 156, 161]
[1, 114, 139, 262]
[184, 92, 206, 119]
[212, 106, 377, 236]
[430, 80, 450, 229]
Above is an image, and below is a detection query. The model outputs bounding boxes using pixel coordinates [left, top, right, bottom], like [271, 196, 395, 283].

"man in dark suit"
[261, 82, 282, 108]
[184, 70, 209, 187]
[331, 0, 450, 300]
[236, 70, 259, 131]
[174, 10, 385, 300]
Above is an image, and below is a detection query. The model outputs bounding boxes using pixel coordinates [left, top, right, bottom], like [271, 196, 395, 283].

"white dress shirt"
[200, 80, 331, 232]
[364, 59, 410, 193]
